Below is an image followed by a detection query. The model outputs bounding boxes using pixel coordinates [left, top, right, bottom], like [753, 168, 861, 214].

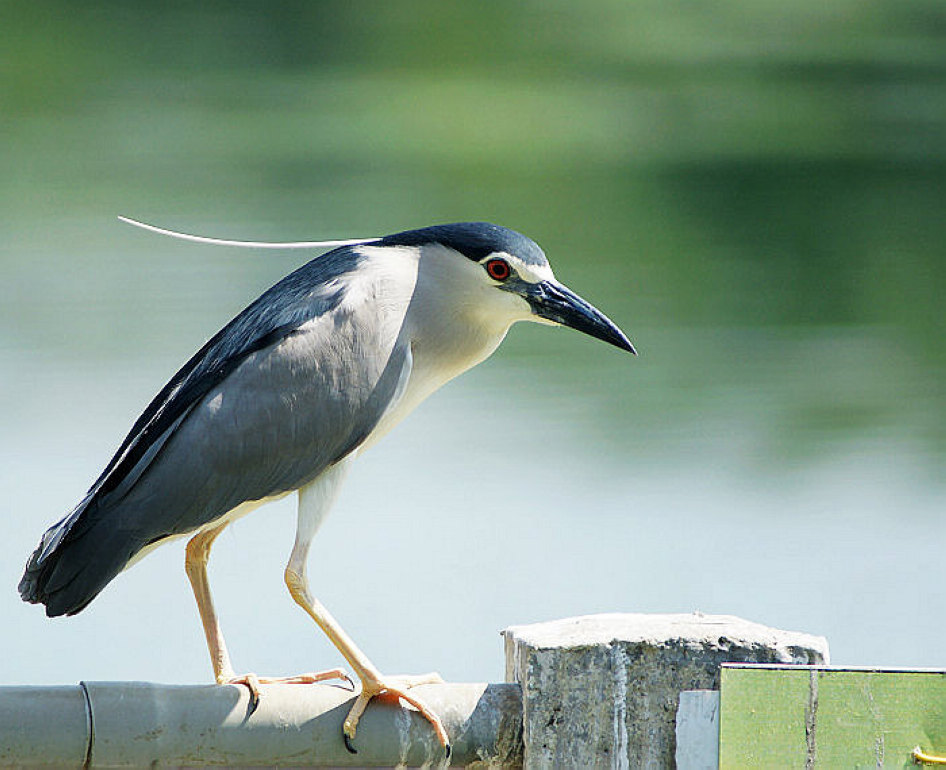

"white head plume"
[118, 216, 381, 250]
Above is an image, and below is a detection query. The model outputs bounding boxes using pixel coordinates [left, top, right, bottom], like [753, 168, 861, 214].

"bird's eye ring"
[485, 258, 511, 281]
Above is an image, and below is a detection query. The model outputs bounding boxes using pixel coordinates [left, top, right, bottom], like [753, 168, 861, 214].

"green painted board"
[719, 665, 946, 769]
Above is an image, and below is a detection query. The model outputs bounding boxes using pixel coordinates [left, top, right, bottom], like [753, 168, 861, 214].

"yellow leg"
[287, 462, 449, 755]
[284, 566, 448, 754]
[185, 523, 351, 709]
[185, 522, 236, 683]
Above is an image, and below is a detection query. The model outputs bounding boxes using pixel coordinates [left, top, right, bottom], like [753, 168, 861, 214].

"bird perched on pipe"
[20, 219, 635, 756]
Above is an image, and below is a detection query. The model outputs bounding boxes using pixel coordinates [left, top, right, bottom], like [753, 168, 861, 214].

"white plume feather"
[118, 215, 381, 250]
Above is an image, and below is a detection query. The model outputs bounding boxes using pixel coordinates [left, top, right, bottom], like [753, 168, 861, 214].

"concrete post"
[503, 612, 829, 769]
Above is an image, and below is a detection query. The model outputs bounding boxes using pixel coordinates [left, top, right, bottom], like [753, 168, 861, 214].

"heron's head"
[380, 222, 636, 354]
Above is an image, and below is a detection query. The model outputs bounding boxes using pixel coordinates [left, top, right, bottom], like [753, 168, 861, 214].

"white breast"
[355, 242, 530, 451]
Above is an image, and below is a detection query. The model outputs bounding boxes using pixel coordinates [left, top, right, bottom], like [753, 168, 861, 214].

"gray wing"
[124, 300, 411, 537]
[21, 245, 411, 615]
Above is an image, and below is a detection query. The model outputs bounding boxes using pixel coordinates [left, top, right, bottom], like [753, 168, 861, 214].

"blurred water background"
[2, 2, 945, 686]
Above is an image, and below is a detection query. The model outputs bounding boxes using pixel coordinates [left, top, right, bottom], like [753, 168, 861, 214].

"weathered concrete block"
[504, 612, 828, 769]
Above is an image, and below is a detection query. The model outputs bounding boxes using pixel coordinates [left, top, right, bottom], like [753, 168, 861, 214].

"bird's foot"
[343, 671, 449, 758]
[224, 669, 354, 713]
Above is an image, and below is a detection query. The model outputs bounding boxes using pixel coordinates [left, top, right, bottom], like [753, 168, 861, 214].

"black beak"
[520, 280, 636, 354]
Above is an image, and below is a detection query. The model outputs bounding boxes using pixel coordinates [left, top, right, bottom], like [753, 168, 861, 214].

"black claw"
[341, 674, 356, 691]
[248, 691, 260, 716]
[445, 742, 452, 761]
[344, 733, 357, 754]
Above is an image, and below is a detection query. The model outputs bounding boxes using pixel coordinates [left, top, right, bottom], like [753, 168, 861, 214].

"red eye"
[485, 258, 511, 281]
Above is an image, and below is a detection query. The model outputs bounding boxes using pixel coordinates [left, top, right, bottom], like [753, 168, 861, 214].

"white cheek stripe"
[480, 251, 555, 284]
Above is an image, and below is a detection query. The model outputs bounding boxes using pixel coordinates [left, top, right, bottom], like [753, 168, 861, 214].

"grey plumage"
[20, 243, 400, 615]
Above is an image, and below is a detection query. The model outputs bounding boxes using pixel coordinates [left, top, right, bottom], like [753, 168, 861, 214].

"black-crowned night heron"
[20, 220, 634, 756]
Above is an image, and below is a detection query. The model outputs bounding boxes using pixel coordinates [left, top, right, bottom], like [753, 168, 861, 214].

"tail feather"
[19, 506, 83, 607]
[19, 498, 144, 617]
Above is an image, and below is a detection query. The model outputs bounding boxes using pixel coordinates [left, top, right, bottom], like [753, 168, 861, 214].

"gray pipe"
[0, 682, 522, 767]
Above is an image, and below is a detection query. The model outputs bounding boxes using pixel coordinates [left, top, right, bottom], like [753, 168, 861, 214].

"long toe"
[227, 668, 353, 713]
[226, 672, 262, 713]
[342, 674, 449, 755]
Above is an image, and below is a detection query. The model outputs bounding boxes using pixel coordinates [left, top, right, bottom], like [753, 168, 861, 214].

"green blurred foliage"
[2, 1, 945, 462]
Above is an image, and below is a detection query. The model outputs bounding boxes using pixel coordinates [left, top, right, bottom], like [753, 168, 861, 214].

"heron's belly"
[121, 490, 293, 572]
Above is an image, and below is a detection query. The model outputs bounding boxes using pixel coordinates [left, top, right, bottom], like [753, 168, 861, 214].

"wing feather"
[91, 246, 364, 505]
[20, 244, 416, 613]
